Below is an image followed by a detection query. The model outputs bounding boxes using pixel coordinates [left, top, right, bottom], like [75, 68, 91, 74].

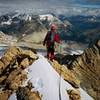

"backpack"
[44, 31, 56, 49]
[47, 31, 59, 43]
[44, 31, 60, 48]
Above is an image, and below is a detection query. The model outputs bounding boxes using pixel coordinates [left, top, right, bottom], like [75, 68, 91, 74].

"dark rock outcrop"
[16, 86, 41, 100]
[54, 53, 79, 69]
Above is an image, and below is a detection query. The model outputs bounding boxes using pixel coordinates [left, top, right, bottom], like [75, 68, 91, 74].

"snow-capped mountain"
[0, 12, 72, 43]
[39, 14, 54, 21]
[39, 13, 72, 31]
[0, 12, 33, 26]
[0, 11, 100, 45]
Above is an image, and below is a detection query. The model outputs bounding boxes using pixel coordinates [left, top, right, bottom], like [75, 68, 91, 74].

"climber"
[43, 24, 60, 61]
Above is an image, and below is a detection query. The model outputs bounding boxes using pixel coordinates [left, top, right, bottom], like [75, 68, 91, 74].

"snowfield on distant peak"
[39, 14, 54, 21]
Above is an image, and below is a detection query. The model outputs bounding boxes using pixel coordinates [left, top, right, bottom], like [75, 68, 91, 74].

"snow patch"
[70, 50, 84, 55]
[8, 93, 17, 100]
[1, 20, 12, 25]
[39, 14, 54, 21]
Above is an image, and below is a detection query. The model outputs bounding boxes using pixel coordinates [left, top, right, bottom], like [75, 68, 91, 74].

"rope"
[58, 43, 62, 100]
[58, 63, 62, 100]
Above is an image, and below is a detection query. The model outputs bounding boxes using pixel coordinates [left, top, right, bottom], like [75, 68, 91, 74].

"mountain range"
[0, 11, 100, 44]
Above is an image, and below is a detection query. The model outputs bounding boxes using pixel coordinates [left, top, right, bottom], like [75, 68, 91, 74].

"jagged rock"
[0, 47, 21, 75]
[5, 68, 27, 90]
[0, 46, 38, 100]
[9, 73, 26, 90]
[0, 90, 12, 100]
[0, 47, 38, 75]
[20, 47, 37, 54]
[22, 50, 38, 62]
[18, 50, 38, 67]
[20, 58, 30, 69]
[0, 60, 5, 74]
[67, 89, 81, 100]
[71, 39, 100, 100]
[6, 69, 21, 83]
[0, 75, 7, 83]
[51, 60, 80, 88]
[16, 87, 41, 100]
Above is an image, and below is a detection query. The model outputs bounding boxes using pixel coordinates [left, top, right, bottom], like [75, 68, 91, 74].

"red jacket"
[43, 31, 60, 47]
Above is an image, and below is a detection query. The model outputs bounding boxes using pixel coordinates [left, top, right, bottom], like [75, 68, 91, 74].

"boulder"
[0, 90, 12, 100]
[0, 47, 38, 75]
[20, 58, 30, 69]
[0, 47, 21, 75]
[5, 69, 27, 90]
[9, 73, 26, 90]
[22, 50, 38, 61]
[67, 89, 81, 100]
[16, 87, 41, 100]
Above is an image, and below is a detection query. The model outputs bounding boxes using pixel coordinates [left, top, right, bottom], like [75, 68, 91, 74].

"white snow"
[1, 20, 12, 25]
[70, 50, 84, 55]
[8, 93, 17, 100]
[24, 54, 93, 100]
[39, 14, 54, 21]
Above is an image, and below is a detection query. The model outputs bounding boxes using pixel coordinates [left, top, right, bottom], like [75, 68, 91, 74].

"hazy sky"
[0, 0, 100, 15]
[0, 0, 100, 5]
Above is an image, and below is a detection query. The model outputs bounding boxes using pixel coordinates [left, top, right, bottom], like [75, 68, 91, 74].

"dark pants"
[47, 43, 55, 61]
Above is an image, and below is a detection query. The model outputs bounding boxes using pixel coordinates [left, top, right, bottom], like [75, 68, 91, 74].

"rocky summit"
[0, 46, 94, 100]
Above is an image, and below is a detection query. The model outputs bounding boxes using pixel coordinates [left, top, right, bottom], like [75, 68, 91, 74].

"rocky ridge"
[0, 43, 96, 100]
[53, 38, 100, 100]
[0, 47, 41, 100]
[70, 39, 100, 100]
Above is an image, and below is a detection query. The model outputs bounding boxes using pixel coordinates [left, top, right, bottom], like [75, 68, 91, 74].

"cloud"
[0, 0, 100, 5]
[86, 0, 100, 3]
[0, 0, 45, 4]
[0, 0, 100, 10]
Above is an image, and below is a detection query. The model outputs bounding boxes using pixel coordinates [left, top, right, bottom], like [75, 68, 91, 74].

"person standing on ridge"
[43, 24, 60, 61]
